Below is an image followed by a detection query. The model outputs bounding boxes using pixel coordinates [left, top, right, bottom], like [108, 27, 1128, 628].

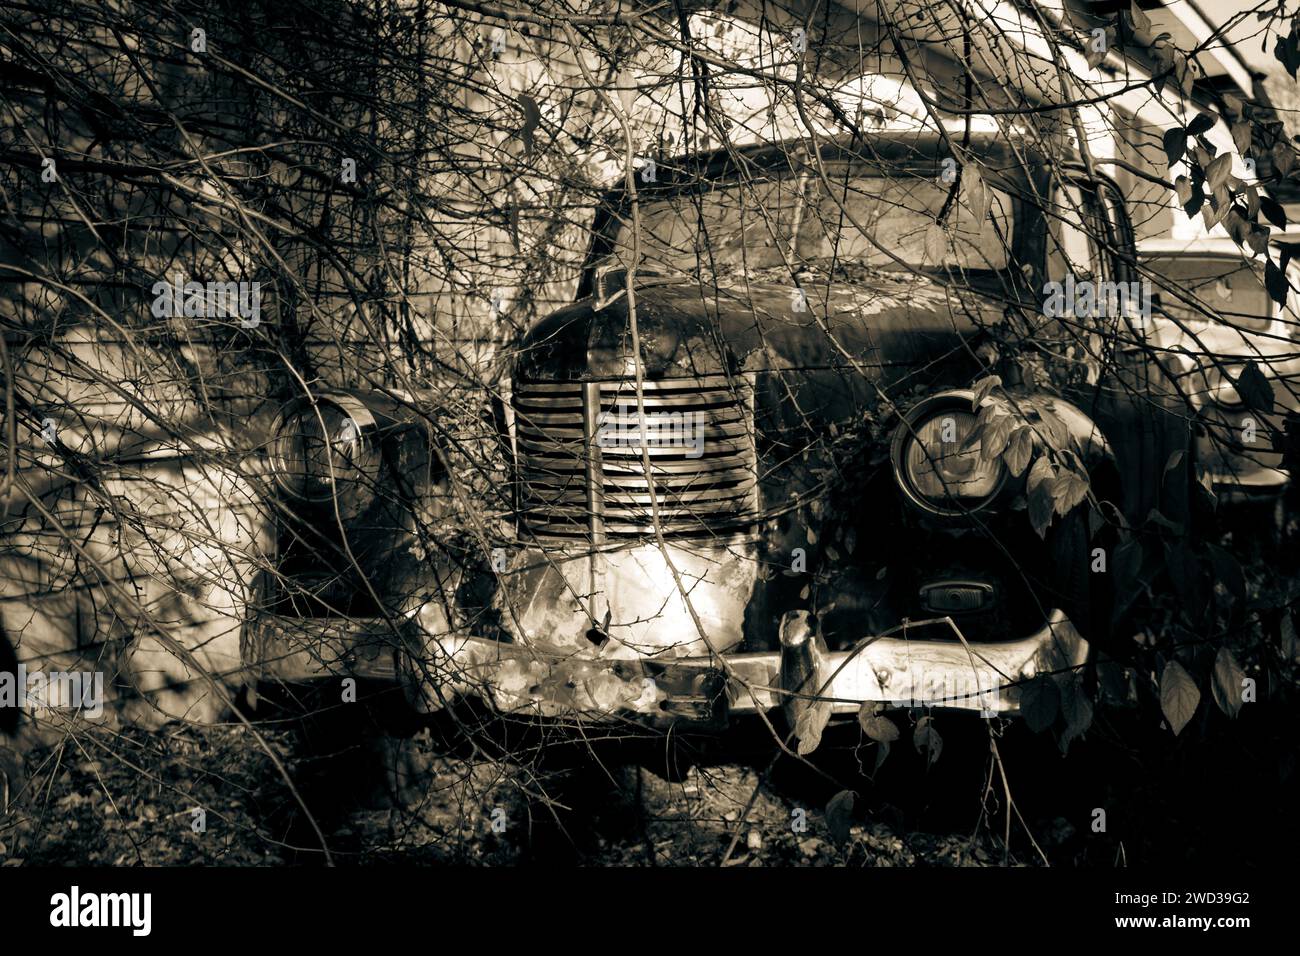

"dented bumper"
[245, 609, 1089, 726]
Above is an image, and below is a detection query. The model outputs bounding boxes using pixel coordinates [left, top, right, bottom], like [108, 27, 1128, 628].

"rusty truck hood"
[513, 268, 1017, 388]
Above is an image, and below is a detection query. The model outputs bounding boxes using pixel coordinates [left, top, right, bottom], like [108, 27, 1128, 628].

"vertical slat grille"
[513, 374, 757, 540]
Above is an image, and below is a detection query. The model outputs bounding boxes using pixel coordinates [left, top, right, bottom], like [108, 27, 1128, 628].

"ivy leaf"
[859, 711, 900, 743]
[1281, 610, 1300, 663]
[1084, 29, 1112, 70]
[1152, 43, 1173, 95]
[1235, 361, 1274, 414]
[912, 716, 943, 767]
[1162, 127, 1187, 168]
[971, 374, 1002, 407]
[1027, 456, 1057, 538]
[961, 163, 990, 222]
[979, 413, 1014, 461]
[1272, 140, 1296, 179]
[616, 70, 635, 115]
[1160, 660, 1200, 736]
[1278, 241, 1300, 273]
[1186, 112, 1216, 137]
[1247, 222, 1271, 256]
[874, 739, 892, 771]
[1211, 648, 1246, 719]
[1128, 2, 1152, 36]
[1050, 470, 1090, 515]
[795, 698, 831, 756]
[1205, 152, 1233, 191]
[1178, 54, 1197, 96]
[1245, 184, 1261, 221]
[1020, 675, 1060, 733]
[1058, 675, 1094, 753]
[1224, 209, 1251, 248]
[1202, 192, 1230, 231]
[1275, 30, 1300, 79]
[1163, 540, 1203, 615]
[825, 790, 856, 844]
[1173, 175, 1193, 207]
[1111, 537, 1146, 626]
[1260, 196, 1288, 230]
[923, 222, 949, 263]
[1231, 120, 1254, 159]
[1004, 425, 1034, 477]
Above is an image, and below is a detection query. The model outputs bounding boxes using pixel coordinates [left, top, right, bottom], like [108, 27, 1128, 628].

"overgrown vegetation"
[1, 0, 1299, 865]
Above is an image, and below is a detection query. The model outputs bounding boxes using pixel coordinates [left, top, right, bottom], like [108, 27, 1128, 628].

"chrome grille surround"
[512, 373, 758, 541]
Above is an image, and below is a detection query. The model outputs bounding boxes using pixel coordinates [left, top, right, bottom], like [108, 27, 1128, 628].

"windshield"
[1150, 256, 1273, 332]
[605, 165, 1016, 278]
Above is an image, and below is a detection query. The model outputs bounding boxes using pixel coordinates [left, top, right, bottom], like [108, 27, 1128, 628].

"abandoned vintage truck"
[245, 127, 1196, 744]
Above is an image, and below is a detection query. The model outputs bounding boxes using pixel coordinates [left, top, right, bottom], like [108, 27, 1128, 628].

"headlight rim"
[269, 392, 381, 505]
[890, 390, 1008, 517]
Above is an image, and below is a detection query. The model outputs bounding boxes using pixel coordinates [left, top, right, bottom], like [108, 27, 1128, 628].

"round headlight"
[270, 395, 379, 504]
[892, 394, 1006, 515]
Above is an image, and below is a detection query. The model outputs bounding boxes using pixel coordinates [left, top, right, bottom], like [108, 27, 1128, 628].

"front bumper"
[1208, 464, 1290, 503]
[244, 609, 1089, 726]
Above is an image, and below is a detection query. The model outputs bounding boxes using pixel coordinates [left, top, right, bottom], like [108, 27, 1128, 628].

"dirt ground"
[0, 718, 1034, 867]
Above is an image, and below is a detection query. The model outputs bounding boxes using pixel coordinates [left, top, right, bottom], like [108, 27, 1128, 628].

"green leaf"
[912, 716, 943, 767]
[1211, 648, 1246, 719]
[1160, 660, 1200, 736]
[825, 790, 856, 843]
[1020, 675, 1060, 733]
[1162, 127, 1187, 168]
[1236, 361, 1275, 413]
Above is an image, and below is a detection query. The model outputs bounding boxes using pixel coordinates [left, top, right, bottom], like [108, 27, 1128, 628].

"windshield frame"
[577, 132, 1045, 300]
